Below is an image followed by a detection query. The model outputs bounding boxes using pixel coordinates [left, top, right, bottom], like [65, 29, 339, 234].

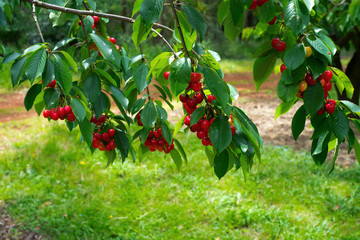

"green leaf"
[328, 108, 349, 142]
[349, 0, 360, 27]
[134, 63, 149, 93]
[140, 0, 163, 25]
[202, 50, 221, 70]
[306, 36, 332, 64]
[174, 139, 187, 163]
[110, 85, 129, 111]
[140, 101, 157, 129]
[43, 88, 60, 109]
[161, 121, 172, 144]
[209, 115, 232, 154]
[303, 81, 324, 115]
[275, 98, 297, 120]
[214, 150, 229, 179]
[34, 91, 45, 116]
[280, 69, 296, 85]
[311, 133, 330, 166]
[94, 92, 109, 118]
[148, 52, 171, 80]
[302, 0, 314, 12]
[253, 52, 277, 91]
[83, 73, 101, 104]
[277, 81, 299, 103]
[53, 37, 76, 51]
[313, 131, 329, 155]
[42, 59, 55, 87]
[330, 67, 354, 99]
[205, 146, 215, 167]
[284, 0, 309, 36]
[79, 119, 93, 148]
[170, 149, 182, 171]
[132, 0, 144, 17]
[60, 51, 78, 73]
[169, 57, 191, 96]
[173, 12, 197, 51]
[229, 0, 244, 25]
[183, 4, 207, 42]
[24, 84, 42, 111]
[11, 57, 27, 87]
[90, 33, 121, 68]
[156, 105, 168, 122]
[190, 106, 205, 127]
[204, 67, 230, 109]
[2, 52, 22, 64]
[174, 115, 186, 138]
[25, 48, 47, 83]
[340, 100, 360, 116]
[132, 15, 152, 47]
[353, 138, 360, 165]
[217, 0, 230, 27]
[223, 7, 245, 41]
[318, 32, 337, 56]
[70, 98, 86, 122]
[291, 105, 306, 141]
[283, 43, 306, 71]
[259, 0, 276, 23]
[307, 56, 326, 79]
[54, 55, 72, 93]
[114, 129, 130, 157]
[95, 68, 117, 87]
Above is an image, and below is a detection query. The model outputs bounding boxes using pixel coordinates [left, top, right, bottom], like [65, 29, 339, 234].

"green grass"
[0, 118, 359, 239]
[219, 59, 254, 74]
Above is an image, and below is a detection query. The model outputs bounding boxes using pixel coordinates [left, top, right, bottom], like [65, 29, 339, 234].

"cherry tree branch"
[32, 3, 45, 43]
[170, 0, 190, 59]
[151, 29, 177, 58]
[21, 0, 173, 32]
[79, 15, 91, 57]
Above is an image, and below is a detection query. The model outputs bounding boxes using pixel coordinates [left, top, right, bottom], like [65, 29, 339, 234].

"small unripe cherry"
[191, 82, 202, 92]
[305, 74, 316, 86]
[115, 45, 120, 51]
[305, 47, 313, 58]
[93, 16, 100, 24]
[194, 93, 203, 103]
[320, 79, 325, 87]
[324, 82, 332, 92]
[207, 95, 216, 104]
[323, 70, 333, 82]
[280, 64, 287, 73]
[43, 110, 50, 118]
[190, 72, 202, 83]
[249, 0, 258, 10]
[184, 115, 191, 126]
[299, 81, 307, 92]
[164, 71, 170, 80]
[268, 16, 276, 25]
[231, 126, 236, 135]
[325, 103, 336, 114]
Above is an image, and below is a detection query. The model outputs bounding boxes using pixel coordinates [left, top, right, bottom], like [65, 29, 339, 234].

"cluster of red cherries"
[249, 0, 278, 25]
[91, 114, 117, 151]
[43, 105, 76, 122]
[271, 38, 286, 52]
[143, 127, 175, 153]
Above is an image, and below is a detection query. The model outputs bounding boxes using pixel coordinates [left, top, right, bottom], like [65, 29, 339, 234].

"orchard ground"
[0, 67, 359, 239]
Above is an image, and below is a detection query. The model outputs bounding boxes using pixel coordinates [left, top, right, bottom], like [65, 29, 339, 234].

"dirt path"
[0, 73, 357, 166]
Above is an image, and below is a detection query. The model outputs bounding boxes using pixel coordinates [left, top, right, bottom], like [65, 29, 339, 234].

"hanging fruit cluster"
[143, 127, 174, 153]
[91, 114, 116, 152]
[43, 105, 76, 122]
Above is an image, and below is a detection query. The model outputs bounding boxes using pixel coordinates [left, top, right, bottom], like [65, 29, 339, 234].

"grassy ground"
[0, 117, 359, 239]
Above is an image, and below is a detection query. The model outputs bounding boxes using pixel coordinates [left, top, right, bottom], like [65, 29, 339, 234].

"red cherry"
[108, 129, 115, 138]
[327, 99, 336, 105]
[154, 129, 161, 138]
[187, 99, 198, 108]
[57, 107, 66, 117]
[190, 125, 197, 132]
[209, 118, 215, 126]
[193, 122, 202, 132]
[184, 103, 196, 114]
[249, 0, 258, 10]
[93, 16, 100, 24]
[59, 115, 65, 120]
[149, 145, 157, 152]
[275, 41, 286, 52]
[105, 143, 112, 151]
[64, 105, 72, 115]
[194, 93, 204, 103]
[197, 130, 206, 139]
[50, 112, 59, 121]
[305, 74, 316, 86]
[323, 70, 333, 82]
[94, 133, 102, 141]
[231, 126, 236, 135]
[268, 16, 276, 25]
[280, 64, 287, 73]
[150, 138, 158, 146]
[323, 82, 332, 92]
[184, 115, 191, 126]
[258, 0, 268, 7]
[47, 79, 56, 88]
[317, 108, 325, 115]
[157, 139, 164, 146]
[207, 95, 216, 104]
[145, 139, 150, 147]
[201, 120, 210, 131]
[191, 82, 202, 92]
[92, 23, 96, 29]
[271, 38, 281, 48]
[78, 21, 82, 26]
[137, 118, 143, 126]
[190, 72, 202, 83]
[157, 146, 164, 152]
[179, 94, 188, 103]
[43, 110, 50, 118]
[98, 115, 106, 123]
[108, 140, 116, 150]
[98, 143, 105, 151]
[148, 130, 154, 138]
[109, 37, 116, 44]
[102, 133, 111, 142]
[136, 113, 141, 119]
[202, 137, 211, 146]
[92, 139, 100, 149]
[164, 71, 170, 80]
[325, 103, 336, 114]
[324, 90, 328, 99]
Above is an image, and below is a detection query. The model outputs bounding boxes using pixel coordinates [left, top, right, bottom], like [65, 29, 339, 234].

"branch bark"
[32, 3, 44, 43]
[170, 0, 190, 59]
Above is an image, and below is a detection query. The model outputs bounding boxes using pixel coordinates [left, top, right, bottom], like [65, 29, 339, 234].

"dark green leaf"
[25, 48, 47, 83]
[90, 33, 121, 68]
[284, 43, 306, 71]
[132, 15, 152, 47]
[140, 0, 163, 25]
[190, 106, 205, 127]
[307, 56, 326, 79]
[24, 84, 42, 111]
[11, 57, 27, 87]
[94, 92, 109, 118]
[328, 108, 349, 142]
[204, 67, 230, 109]
[79, 119, 93, 148]
[259, 0, 276, 23]
[291, 105, 306, 141]
[303, 81, 324, 115]
[83, 73, 101, 103]
[306, 36, 332, 64]
[54, 55, 72, 93]
[70, 98, 86, 122]
[134, 63, 149, 93]
[284, 0, 309, 35]
[331, 67, 354, 99]
[161, 121, 172, 144]
[209, 115, 232, 153]
[42, 59, 55, 87]
[183, 4, 207, 42]
[277, 81, 299, 103]
[311, 133, 330, 166]
[141, 101, 157, 129]
[275, 98, 297, 120]
[43, 88, 60, 109]
[229, 0, 244, 25]
[169, 57, 191, 96]
[156, 105, 168, 122]
[223, 8, 245, 41]
[170, 149, 182, 171]
[2, 52, 22, 64]
[110, 85, 129, 110]
[174, 139, 187, 163]
[53, 37, 76, 51]
[214, 150, 229, 179]
[253, 52, 277, 91]
[114, 129, 130, 157]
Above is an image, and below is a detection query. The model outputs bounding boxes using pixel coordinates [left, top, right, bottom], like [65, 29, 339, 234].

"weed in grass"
[0, 118, 359, 239]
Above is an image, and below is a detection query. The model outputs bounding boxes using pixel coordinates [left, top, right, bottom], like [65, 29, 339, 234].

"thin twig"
[139, 44, 151, 101]
[170, 0, 190, 59]
[22, 0, 173, 32]
[32, 3, 44, 42]
[151, 29, 177, 58]
[82, 0, 90, 11]
[79, 15, 91, 57]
